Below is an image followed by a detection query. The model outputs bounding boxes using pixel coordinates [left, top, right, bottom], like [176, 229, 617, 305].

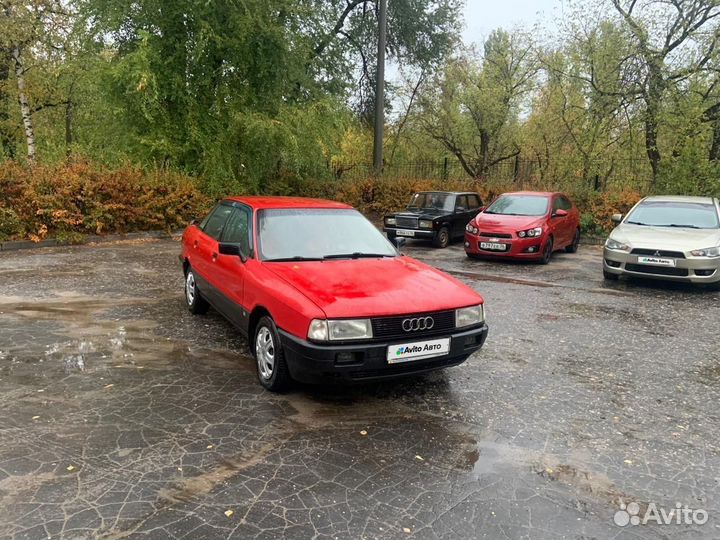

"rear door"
[453, 195, 469, 237]
[193, 203, 234, 303]
[213, 204, 253, 329]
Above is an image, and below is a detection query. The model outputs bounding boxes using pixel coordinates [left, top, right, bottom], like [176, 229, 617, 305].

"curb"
[0, 230, 183, 252]
[580, 236, 607, 246]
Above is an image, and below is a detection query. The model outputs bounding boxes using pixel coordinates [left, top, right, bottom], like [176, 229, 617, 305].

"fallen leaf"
[104, 384, 114, 389]
[402, 527, 411, 534]
[359, 430, 368, 436]
[224, 510, 234, 518]
[66, 465, 75, 471]
[624, 459, 633, 465]
[545, 467, 553, 474]
[32, 415, 40, 420]
[415, 455, 424, 461]
[207, 444, 214, 449]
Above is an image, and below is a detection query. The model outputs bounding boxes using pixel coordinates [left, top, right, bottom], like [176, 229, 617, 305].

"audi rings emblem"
[402, 316, 435, 332]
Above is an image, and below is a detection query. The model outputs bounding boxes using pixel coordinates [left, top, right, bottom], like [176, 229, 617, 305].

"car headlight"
[605, 238, 630, 251]
[691, 246, 720, 257]
[466, 224, 479, 235]
[518, 227, 542, 238]
[419, 219, 433, 229]
[455, 305, 484, 328]
[307, 319, 373, 341]
[385, 217, 396, 226]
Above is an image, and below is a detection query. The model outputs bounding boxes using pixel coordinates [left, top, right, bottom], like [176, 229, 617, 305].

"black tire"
[709, 281, 720, 292]
[603, 269, 620, 281]
[253, 316, 291, 392]
[566, 229, 580, 253]
[539, 237, 554, 265]
[432, 226, 450, 248]
[185, 267, 210, 315]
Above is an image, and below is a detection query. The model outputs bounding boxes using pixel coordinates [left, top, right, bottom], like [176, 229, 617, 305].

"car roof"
[500, 191, 559, 197]
[224, 196, 353, 210]
[415, 191, 477, 196]
[641, 195, 717, 205]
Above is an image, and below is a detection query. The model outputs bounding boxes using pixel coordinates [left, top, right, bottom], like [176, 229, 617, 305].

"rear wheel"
[539, 237, 553, 265]
[254, 316, 291, 392]
[603, 269, 619, 281]
[185, 268, 209, 314]
[433, 226, 450, 248]
[566, 229, 580, 253]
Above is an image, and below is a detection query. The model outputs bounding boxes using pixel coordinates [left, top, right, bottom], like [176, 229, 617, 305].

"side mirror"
[611, 213, 623, 224]
[455, 207, 466, 213]
[478, 206, 486, 212]
[392, 237, 407, 249]
[552, 209, 568, 218]
[218, 243, 247, 262]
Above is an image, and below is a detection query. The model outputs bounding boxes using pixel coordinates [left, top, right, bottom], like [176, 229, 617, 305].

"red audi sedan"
[464, 191, 581, 264]
[180, 197, 488, 391]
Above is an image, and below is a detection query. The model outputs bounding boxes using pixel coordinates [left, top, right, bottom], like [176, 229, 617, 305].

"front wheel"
[566, 229, 580, 253]
[432, 226, 450, 248]
[254, 316, 291, 392]
[539, 237, 554, 265]
[185, 268, 209, 314]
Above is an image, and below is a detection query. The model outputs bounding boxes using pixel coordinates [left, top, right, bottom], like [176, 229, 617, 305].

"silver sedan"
[603, 195, 720, 288]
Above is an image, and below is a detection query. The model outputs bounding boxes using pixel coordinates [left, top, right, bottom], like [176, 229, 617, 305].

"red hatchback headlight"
[466, 223, 479, 235]
[517, 227, 543, 238]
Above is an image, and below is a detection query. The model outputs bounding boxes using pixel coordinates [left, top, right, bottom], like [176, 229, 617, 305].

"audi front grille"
[371, 310, 456, 340]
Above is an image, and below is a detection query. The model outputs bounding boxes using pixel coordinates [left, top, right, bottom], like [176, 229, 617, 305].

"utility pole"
[373, 0, 388, 176]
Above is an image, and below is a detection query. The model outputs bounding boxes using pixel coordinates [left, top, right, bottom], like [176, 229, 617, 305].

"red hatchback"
[464, 191, 581, 264]
[180, 197, 488, 391]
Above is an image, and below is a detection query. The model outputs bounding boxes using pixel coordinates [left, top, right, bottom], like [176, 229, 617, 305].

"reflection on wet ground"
[1, 238, 719, 539]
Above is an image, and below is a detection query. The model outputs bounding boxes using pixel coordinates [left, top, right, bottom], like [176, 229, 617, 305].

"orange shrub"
[0, 160, 212, 241]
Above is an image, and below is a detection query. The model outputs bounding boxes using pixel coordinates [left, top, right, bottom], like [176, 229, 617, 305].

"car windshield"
[407, 192, 453, 212]
[484, 195, 549, 216]
[257, 208, 398, 261]
[625, 201, 720, 229]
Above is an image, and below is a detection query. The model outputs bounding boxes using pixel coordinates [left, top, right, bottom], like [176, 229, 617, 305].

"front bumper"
[384, 227, 435, 239]
[464, 233, 544, 259]
[603, 248, 720, 284]
[278, 324, 489, 383]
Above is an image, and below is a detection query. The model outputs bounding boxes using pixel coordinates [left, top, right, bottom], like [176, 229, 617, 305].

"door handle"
[193, 240, 199, 249]
[212, 253, 218, 261]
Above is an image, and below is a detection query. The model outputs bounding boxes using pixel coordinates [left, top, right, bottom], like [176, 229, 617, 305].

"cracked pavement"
[1, 238, 719, 539]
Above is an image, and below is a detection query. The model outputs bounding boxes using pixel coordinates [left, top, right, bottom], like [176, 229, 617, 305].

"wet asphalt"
[0, 237, 719, 539]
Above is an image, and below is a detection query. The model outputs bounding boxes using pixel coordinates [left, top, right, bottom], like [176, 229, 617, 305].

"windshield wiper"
[626, 220, 650, 226]
[322, 252, 395, 260]
[667, 224, 702, 229]
[264, 256, 324, 262]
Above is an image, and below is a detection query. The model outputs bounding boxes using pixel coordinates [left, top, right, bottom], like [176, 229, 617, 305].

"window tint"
[485, 195, 549, 216]
[626, 201, 720, 229]
[560, 196, 572, 210]
[468, 195, 481, 209]
[455, 195, 468, 211]
[221, 206, 252, 254]
[202, 204, 233, 240]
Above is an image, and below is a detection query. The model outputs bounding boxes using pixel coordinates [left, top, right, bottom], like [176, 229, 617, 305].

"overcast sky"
[462, 0, 564, 46]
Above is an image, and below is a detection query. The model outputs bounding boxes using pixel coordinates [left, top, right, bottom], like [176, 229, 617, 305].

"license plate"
[480, 242, 508, 251]
[396, 229, 416, 237]
[637, 256, 676, 267]
[387, 338, 451, 363]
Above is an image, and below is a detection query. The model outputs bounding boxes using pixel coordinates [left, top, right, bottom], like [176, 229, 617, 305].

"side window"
[202, 204, 234, 241]
[552, 197, 563, 213]
[468, 195, 481, 210]
[455, 195, 468, 211]
[221, 206, 252, 255]
[560, 196, 573, 210]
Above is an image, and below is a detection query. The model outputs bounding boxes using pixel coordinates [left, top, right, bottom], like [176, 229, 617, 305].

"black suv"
[383, 191, 483, 248]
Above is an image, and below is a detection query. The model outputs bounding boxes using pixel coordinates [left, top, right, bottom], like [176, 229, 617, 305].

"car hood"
[263, 257, 483, 319]
[472, 213, 545, 230]
[610, 224, 720, 251]
[393, 208, 446, 219]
